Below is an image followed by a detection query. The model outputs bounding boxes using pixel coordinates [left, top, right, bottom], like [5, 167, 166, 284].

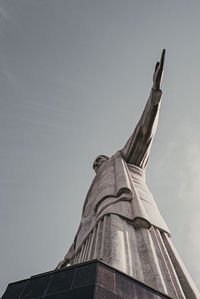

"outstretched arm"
[121, 49, 165, 169]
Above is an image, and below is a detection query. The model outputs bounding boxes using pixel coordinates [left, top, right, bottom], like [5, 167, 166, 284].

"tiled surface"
[46, 268, 75, 294]
[21, 275, 50, 298]
[2, 280, 28, 299]
[45, 285, 95, 299]
[72, 262, 96, 288]
[2, 260, 171, 298]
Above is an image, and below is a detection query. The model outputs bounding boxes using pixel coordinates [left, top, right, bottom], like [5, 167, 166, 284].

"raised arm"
[121, 49, 165, 169]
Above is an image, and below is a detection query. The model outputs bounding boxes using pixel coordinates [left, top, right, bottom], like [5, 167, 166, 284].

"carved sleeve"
[120, 89, 162, 169]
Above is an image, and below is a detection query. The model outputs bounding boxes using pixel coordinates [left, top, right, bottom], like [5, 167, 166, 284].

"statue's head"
[93, 155, 109, 173]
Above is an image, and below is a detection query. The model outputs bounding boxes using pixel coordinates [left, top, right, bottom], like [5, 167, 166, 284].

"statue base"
[2, 260, 171, 298]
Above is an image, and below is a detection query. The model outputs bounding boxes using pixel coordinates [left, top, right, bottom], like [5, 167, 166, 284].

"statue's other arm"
[121, 50, 165, 169]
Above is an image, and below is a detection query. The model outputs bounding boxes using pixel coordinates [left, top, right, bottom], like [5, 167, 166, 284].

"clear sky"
[1, 0, 200, 295]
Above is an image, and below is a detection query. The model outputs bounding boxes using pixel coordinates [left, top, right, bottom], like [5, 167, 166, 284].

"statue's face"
[93, 155, 109, 173]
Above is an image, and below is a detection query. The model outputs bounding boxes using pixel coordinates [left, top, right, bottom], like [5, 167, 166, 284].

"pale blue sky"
[1, 0, 200, 295]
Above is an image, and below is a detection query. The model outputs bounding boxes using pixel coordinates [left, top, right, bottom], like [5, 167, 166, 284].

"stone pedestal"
[2, 260, 171, 298]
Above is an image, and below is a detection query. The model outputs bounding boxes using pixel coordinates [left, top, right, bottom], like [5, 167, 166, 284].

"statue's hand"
[152, 49, 165, 91]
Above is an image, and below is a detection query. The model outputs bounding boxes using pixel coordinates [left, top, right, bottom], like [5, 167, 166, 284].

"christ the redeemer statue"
[57, 50, 199, 299]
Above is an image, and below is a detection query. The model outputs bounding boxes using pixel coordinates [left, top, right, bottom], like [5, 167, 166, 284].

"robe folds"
[75, 150, 170, 252]
[60, 155, 200, 298]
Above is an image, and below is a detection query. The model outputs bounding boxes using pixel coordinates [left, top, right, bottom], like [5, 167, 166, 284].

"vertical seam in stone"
[71, 267, 77, 289]
[18, 279, 29, 299]
[88, 227, 95, 260]
[81, 239, 87, 262]
[85, 232, 92, 261]
[93, 221, 100, 259]
[42, 273, 53, 297]
[100, 216, 107, 260]
[78, 243, 84, 262]
[83, 237, 89, 261]
[73, 251, 78, 264]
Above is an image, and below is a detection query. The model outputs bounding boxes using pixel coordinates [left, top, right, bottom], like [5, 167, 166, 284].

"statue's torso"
[75, 152, 170, 251]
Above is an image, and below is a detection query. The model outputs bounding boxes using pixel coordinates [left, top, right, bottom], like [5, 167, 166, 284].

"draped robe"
[57, 89, 200, 299]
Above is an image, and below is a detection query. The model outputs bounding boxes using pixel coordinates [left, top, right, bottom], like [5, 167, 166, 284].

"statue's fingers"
[160, 49, 166, 69]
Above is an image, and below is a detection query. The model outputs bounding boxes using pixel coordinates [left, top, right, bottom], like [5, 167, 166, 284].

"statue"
[57, 50, 200, 299]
